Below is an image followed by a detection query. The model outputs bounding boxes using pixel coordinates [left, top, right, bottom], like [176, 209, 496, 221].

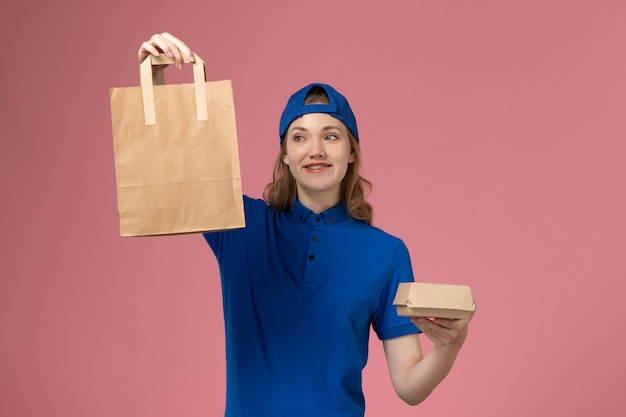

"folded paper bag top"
[393, 282, 476, 319]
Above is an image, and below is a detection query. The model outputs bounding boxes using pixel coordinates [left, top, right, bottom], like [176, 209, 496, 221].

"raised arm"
[383, 315, 473, 405]
[138, 32, 195, 85]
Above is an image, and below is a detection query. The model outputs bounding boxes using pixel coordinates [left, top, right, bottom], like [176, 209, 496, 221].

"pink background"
[1, 1, 625, 416]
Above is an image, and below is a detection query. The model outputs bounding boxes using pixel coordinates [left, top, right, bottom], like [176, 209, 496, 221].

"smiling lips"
[304, 163, 332, 172]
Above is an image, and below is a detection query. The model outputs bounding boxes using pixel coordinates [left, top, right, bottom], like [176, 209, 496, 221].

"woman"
[139, 32, 473, 417]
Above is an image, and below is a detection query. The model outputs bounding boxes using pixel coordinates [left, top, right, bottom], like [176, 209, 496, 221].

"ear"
[348, 151, 356, 164]
[282, 153, 289, 165]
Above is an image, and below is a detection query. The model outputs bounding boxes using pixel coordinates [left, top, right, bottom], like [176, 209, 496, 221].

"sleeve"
[202, 195, 265, 261]
[372, 240, 422, 340]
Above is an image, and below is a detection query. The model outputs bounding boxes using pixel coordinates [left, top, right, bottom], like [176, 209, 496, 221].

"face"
[282, 113, 355, 210]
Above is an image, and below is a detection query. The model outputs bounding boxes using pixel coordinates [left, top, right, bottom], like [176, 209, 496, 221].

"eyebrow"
[289, 125, 343, 133]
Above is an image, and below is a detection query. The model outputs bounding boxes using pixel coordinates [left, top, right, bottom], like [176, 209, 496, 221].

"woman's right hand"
[138, 32, 195, 69]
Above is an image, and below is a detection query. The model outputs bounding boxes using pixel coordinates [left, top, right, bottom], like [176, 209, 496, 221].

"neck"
[297, 191, 341, 214]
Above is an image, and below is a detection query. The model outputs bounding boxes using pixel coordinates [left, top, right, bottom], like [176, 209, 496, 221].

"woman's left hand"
[410, 316, 472, 347]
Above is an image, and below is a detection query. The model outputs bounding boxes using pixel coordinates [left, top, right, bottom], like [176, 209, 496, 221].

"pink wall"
[1, 1, 625, 416]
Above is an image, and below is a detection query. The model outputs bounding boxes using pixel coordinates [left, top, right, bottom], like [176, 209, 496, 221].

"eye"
[293, 135, 305, 142]
[325, 134, 338, 141]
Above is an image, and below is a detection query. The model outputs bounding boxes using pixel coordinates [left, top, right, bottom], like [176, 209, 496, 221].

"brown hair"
[263, 87, 373, 224]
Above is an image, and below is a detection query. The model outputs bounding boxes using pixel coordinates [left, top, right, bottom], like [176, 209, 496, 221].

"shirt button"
[299, 216, 303, 221]
[315, 217, 320, 222]
[312, 236, 318, 242]
[328, 218, 334, 224]
[309, 254, 315, 260]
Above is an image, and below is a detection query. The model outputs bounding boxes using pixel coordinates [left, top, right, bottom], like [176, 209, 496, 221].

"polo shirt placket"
[295, 203, 345, 285]
[304, 214, 323, 283]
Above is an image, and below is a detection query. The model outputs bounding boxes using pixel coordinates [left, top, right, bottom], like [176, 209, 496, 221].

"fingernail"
[178, 64, 183, 70]
[167, 51, 174, 57]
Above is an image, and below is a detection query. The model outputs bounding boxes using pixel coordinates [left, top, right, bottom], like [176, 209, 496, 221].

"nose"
[308, 137, 325, 159]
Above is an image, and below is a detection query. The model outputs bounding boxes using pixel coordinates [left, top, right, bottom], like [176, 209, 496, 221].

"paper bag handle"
[139, 52, 208, 125]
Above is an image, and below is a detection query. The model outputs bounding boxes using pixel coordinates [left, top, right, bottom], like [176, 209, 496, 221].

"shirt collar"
[289, 198, 348, 225]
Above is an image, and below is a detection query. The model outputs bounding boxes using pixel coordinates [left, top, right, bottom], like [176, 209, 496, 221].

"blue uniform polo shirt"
[203, 196, 420, 417]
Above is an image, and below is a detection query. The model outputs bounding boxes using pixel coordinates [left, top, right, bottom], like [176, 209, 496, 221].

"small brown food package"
[393, 282, 476, 319]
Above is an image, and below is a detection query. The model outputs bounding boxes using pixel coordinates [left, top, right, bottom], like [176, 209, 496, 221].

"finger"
[161, 32, 195, 63]
[413, 317, 461, 346]
[138, 41, 163, 64]
[412, 318, 441, 340]
[138, 32, 195, 69]
[420, 327, 447, 346]
[411, 317, 434, 329]
[137, 33, 181, 70]
[414, 317, 453, 330]
[446, 318, 470, 333]
[431, 318, 456, 330]
[137, 34, 173, 67]
[150, 34, 177, 58]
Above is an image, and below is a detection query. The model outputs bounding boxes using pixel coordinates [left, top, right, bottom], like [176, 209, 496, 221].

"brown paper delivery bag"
[110, 53, 245, 236]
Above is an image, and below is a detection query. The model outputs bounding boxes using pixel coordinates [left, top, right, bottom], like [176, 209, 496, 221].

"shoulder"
[345, 218, 405, 245]
[241, 195, 297, 231]
[203, 195, 274, 252]
[340, 218, 409, 259]
[243, 194, 268, 210]
[242, 195, 276, 221]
